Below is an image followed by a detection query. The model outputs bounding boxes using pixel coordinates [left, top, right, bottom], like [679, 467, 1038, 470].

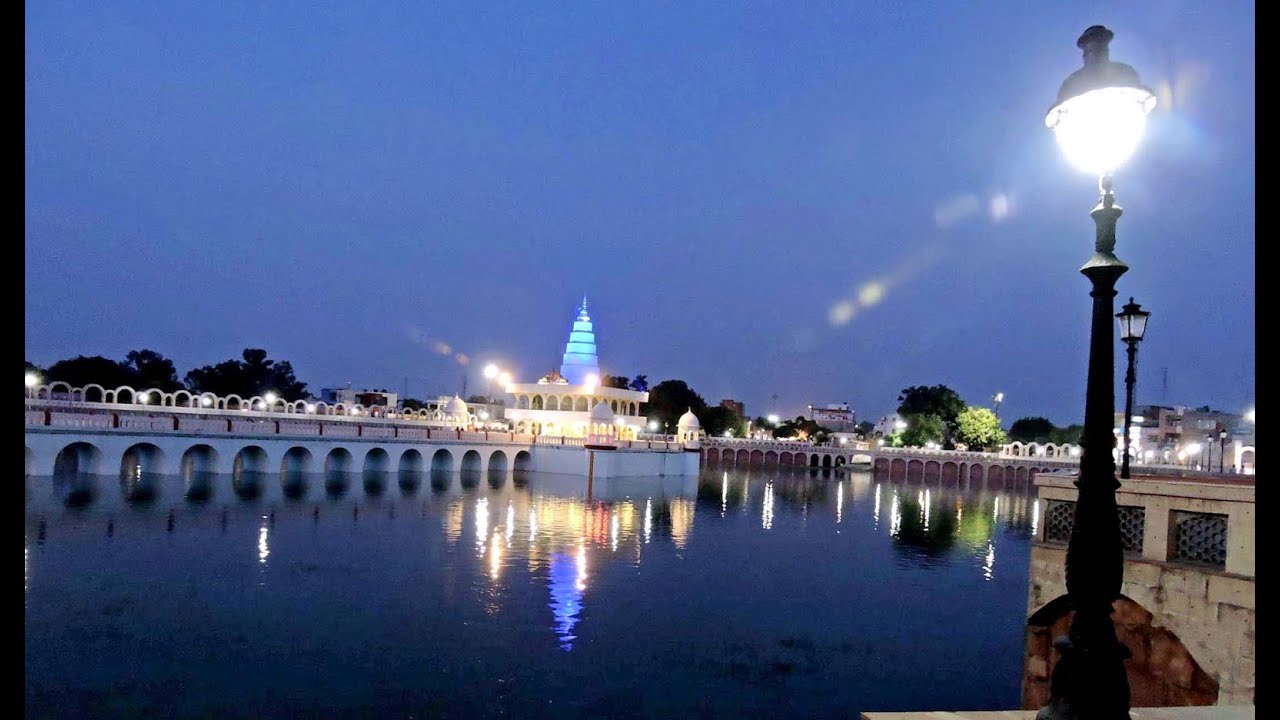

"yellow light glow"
[858, 282, 885, 307]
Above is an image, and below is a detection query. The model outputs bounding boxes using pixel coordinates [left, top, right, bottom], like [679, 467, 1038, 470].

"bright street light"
[306, 403, 316, 413]
[767, 414, 780, 424]
[895, 420, 907, 431]
[479, 411, 489, 420]
[202, 396, 214, 407]
[498, 372, 512, 387]
[648, 420, 659, 431]
[25, 372, 40, 388]
[1246, 408, 1255, 424]
[484, 364, 499, 380]
[264, 392, 278, 404]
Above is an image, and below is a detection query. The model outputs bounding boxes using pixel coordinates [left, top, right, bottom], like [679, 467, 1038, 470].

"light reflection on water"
[25, 467, 1037, 718]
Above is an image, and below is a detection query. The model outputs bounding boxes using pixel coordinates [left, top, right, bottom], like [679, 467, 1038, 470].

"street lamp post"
[1219, 429, 1228, 473]
[993, 392, 1004, 418]
[1039, 26, 1156, 720]
[1116, 298, 1149, 479]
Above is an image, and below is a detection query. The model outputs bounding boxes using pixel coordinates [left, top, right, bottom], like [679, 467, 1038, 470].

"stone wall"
[1024, 474, 1255, 708]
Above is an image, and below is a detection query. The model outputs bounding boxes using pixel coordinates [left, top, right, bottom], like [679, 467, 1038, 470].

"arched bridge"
[700, 438, 1080, 491]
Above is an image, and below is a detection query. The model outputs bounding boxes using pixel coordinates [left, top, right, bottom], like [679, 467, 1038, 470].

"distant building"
[873, 413, 906, 437]
[720, 399, 745, 418]
[1121, 404, 1254, 473]
[319, 387, 398, 408]
[809, 402, 856, 432]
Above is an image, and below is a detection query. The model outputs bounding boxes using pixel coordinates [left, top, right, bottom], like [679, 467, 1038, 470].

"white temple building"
[503, 297, 649, 439]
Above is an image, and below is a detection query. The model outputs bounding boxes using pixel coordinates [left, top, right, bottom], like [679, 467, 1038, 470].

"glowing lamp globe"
[1046, 26, 1156, 177]
[1115, 297, 1150, 342]
[25, 372, 39, 388]
[483, 364, 499, 380]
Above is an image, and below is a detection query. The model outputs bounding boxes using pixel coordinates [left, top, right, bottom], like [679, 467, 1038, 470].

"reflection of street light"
[1040, 25, 1155, 720]
[1116, 297, 1150, 479]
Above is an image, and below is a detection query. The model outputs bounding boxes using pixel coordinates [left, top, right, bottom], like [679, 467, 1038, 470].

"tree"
[856, 420, 876, 438]
[900, 413, 945, 447]
[466, 395, 490, 404]
[1049, 424, 1085, 445]
[185, 348, 309, 400]
[644, 379, 708, 431]
[954, 407, 1007, 450]
[701, 404, 743, 437]
[45, 355, 135, 389]
[1009, 416, 1056, 443]
[897, 385, 965, 445]
[629, 375, 649, 392]
[401, 397, 427, 410]
[601, 374, 631, 390]
[124, 349, 183, 391]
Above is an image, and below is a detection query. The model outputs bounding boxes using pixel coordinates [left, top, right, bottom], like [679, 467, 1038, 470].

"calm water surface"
[25, 467, 1037, 718]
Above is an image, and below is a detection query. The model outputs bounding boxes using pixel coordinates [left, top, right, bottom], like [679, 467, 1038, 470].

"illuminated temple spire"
[559, 296, 600, 385]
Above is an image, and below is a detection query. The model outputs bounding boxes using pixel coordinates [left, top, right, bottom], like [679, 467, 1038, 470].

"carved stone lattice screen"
[1117, 505, 1146, 555]
[1171, 511, 1228, 568]
[1044, 500, 1075, 544]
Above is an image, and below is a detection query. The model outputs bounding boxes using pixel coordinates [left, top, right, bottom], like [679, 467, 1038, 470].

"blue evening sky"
[25, 1, 1254, 423]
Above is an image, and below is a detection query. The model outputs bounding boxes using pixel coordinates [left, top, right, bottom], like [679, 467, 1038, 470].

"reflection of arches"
[514, 451, 532, 473]
[705, 448, 720, 464]
[1024, 594, 1219, 709]
[431, 449, 454, 473]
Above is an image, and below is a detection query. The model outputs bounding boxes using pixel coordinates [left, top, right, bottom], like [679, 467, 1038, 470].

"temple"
[559, 297, 599, 385]
[503, 297, 648, 439]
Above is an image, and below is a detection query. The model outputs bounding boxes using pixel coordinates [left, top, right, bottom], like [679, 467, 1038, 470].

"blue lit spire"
[559, 295, 599, 385]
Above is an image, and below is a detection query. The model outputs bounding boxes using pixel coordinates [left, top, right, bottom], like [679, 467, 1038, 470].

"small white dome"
[677, 408, 701, 429]
[590, 401, 615, 422]
[445, 395, 469, 416]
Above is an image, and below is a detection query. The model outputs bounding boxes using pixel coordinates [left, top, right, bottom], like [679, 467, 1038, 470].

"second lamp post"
[1117, 297, 1150, 479]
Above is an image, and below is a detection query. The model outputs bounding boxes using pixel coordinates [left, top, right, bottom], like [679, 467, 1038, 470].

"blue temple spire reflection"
[548, 549, 586, 650]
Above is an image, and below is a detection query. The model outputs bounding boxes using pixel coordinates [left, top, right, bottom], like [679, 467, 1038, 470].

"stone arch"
[705, 448, 720, 464]
[736, 449, 750, 466]
[923, 460, 940, 482]
[121, 442, 166, 476]
[460, 450, 483, 479]
[547, 396, 560, 411]
[54, 441, 103, 477]
[431, 448, 454, 473]
[890, 458, 907, 479]
[969, 463, 984, 486]
[488, 450, 508, 474]
[765, 450, 778, 465]
[280, 446, 314, 474]
[792, 452, 805, 467]
[532, 396, 544, 410]
[575, 396, 588, 412]
[82, 383, 107, 403]
[364, 447, 391, 474]
[610, 400, 619, 413]
[750, 450, 765, 466]
[232, 445, 269, 499]
[325, 448, 353, 474]
[399, 449, 425, 474]
[822, 454, 833, 468]
[810, 454, 820, 468]
[907, 459, 924, 481]
[780, 451, 793, 465]
[514, 450, 532, 473]
[181, 444, 219, 476]
[835, 456, 846, 467]
[1023, 594, 1219, 709]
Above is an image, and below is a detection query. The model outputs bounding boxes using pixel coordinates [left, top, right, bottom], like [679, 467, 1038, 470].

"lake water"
[25, 467, 1037, 718]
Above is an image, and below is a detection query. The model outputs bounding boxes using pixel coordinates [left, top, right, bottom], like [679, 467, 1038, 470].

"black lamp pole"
[1039, 26, 1156, 720]
[1117, 297, 1149, 480]
[1219, 429, 1227, 473]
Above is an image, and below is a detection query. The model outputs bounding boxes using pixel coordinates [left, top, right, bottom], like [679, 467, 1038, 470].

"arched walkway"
[431, 449, 454, 473]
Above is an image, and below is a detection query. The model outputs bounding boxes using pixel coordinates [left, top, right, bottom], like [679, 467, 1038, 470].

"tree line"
[26, 348, 309, 401]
